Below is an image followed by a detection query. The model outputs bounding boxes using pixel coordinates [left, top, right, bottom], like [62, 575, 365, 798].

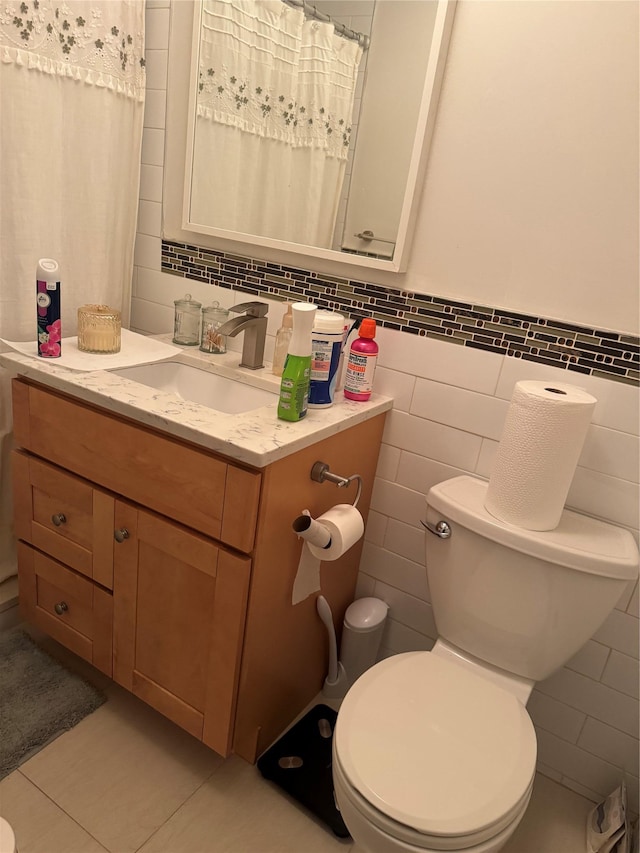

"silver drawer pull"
[54, 601, 68, 615]
[51, 513, 67, 527]
[114, 528, 130, 543]
[421, 519, 452, 539]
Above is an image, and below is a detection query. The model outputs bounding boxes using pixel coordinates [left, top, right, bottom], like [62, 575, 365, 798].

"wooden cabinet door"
[112, 502, 250, 757]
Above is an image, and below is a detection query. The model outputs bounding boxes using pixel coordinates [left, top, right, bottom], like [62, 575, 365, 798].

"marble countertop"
[0, 335, 392, 468]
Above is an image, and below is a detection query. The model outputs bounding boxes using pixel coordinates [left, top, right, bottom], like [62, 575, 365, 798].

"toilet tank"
[425, 476, 638, 682]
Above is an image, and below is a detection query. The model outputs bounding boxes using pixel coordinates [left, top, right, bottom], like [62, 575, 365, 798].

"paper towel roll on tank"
[485, 381, 597, 531]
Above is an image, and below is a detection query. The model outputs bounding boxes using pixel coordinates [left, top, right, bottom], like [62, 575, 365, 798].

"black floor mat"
[257, 704, 350, 838]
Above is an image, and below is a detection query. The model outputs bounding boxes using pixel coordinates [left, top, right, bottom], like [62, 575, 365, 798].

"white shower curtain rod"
[282, 0, 370, 49]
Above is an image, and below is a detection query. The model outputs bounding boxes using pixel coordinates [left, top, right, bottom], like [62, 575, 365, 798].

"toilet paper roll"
[292, 510, 332, 549]
[306, 504, 365, 561]
[291, 504, 364, 604]
[485, 381, 596, 531]
[292, 545, 323, 605]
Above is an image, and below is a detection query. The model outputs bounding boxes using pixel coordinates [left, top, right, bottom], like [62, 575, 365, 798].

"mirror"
[166, 0, 456, 273]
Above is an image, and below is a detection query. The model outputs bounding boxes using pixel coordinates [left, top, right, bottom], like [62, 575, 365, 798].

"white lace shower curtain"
[0, 0, 145, 583]
[191, 0, 363, 248]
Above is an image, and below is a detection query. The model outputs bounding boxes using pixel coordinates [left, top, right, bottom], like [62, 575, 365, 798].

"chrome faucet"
[216, 301, 268, 370]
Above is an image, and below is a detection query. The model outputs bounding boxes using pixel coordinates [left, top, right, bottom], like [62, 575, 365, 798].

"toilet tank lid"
[426, 476, 639, 580]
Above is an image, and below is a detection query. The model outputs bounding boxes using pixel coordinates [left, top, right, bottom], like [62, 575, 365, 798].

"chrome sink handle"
[421, 519, 452, 539]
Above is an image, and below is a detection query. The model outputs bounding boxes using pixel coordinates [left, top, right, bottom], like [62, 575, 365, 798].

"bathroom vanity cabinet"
[11, 377, 386, 762]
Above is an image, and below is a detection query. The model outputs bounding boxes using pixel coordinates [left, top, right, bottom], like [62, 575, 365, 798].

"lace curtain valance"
[197, 0, 362, 159]
[0, 0, 145, 100]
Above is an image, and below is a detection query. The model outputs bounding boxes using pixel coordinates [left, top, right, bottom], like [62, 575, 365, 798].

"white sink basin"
[111, 361, 277, 414]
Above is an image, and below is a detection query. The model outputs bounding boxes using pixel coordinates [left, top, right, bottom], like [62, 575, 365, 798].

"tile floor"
[1, 629, 595, 853]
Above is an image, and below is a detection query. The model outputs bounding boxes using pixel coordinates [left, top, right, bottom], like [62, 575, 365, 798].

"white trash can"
[340, 597, 389, 687]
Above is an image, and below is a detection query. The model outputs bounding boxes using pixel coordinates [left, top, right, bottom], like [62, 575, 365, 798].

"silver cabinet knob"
[51, 513, 67, 527]
[54, 601, 68, 615]
[114, 528, 130, 543]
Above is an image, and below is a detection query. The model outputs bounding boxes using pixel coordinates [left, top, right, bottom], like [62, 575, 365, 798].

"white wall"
[410, 0, 639, 335]
[136, 0, 639, 806]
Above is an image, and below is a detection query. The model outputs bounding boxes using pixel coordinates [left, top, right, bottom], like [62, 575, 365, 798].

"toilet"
[0, 818, 17, 853]
[333, 475, 639, 853]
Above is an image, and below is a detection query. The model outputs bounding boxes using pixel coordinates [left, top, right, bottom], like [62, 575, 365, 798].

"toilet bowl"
[332, 476, 639, 853]
[334, 757, 533, 853]
[333, 652, 536, 853]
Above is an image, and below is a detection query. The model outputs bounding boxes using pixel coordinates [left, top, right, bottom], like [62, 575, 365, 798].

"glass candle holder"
[77, 305, 121, 353]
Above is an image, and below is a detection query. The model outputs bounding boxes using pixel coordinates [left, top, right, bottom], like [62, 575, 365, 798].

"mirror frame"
[164, 0, 456, 274]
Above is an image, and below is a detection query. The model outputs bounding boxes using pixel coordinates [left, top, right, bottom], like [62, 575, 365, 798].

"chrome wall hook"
[311, 461, 363, 507]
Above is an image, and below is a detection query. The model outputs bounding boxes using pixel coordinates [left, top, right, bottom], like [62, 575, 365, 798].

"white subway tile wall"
[137, 199, 162, 239]
[138, 164, 163, 204]
[141, 128, 166, 168]
[134, 3, 639, 808]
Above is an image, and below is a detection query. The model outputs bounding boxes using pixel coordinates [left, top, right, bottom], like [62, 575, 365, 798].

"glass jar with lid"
[173, 294, 202, 346]
[200, 302, 229, 354]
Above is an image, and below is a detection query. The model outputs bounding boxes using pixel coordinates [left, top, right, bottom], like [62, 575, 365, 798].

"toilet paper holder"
[311, 461, 362, 508]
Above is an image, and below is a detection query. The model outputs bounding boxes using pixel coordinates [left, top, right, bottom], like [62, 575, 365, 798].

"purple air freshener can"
[36, 258, 61, 358]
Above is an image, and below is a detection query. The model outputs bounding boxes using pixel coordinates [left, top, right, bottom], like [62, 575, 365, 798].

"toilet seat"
[0, 817, 17, 853]
[334, 651, 537, 845]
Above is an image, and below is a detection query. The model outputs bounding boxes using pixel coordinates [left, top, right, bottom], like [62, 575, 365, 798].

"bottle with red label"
[343, 318, 378, 401]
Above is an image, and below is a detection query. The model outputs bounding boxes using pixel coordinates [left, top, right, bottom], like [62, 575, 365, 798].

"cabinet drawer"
[18, 542, 113, 677]
[12, 379, 261, 553]
[12, 451, 115, 589]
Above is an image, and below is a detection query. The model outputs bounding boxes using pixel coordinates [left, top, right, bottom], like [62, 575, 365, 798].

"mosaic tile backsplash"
[162, 240, 639, 386]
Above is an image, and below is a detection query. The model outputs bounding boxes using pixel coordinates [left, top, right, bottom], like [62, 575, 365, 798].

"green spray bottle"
[277, 302, 317, 421]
